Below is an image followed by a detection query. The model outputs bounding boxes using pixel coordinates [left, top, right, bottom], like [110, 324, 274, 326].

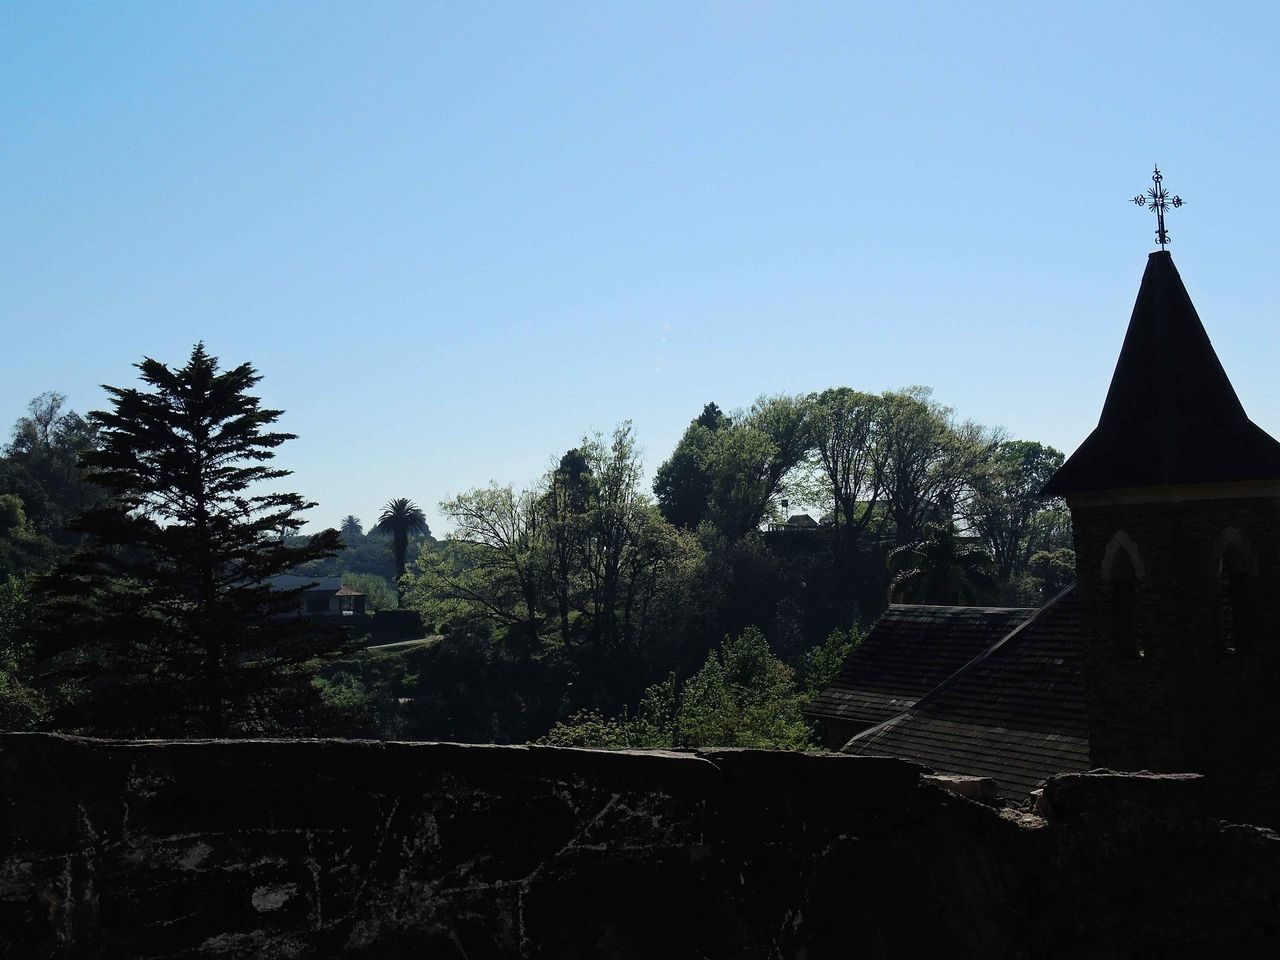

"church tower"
[1043, 250, 1280, 779]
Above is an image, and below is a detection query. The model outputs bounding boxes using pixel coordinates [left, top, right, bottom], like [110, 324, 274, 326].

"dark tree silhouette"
[40, 344, 344, 737]
[1, 391, 103, 561]
[961, 440, 1066, 582]
[374, 498, 429, 587]
[339, 514, 364, 543]
[544, 448, 593, 640]
[653, 402, 729, 530]
[887, 523, 997, 605]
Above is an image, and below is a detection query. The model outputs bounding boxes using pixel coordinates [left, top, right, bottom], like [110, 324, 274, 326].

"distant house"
[266, 575, 366, 616]
[767, 513, 822, 533]
[771, 507, 888, 534]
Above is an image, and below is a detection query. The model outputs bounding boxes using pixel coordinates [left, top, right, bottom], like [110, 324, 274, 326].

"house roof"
[1043, 252, 1280, 496]
[841, 587, 1089, 801]
[804, 604, 1036, 728]
[334, 585, 364, 597]
[266, 575, 344, 593]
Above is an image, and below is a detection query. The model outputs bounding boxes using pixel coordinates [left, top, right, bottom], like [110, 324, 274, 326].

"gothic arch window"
[1212, 528, 1258, 655]
[1102, 532, 1144, 661]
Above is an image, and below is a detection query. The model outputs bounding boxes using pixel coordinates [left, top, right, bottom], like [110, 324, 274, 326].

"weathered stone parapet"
[1034, 769, 1208, 827]
[2, 734, 1278, 958]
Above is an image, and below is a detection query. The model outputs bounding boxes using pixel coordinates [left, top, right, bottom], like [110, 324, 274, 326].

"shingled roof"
[1043, 251, 1280, 496]
[804, 605, 1036, 729]
[841, 587, 1088, 801]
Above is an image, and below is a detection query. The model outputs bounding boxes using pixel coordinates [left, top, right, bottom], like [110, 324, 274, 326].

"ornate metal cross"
[1131, 164, 1184, 250]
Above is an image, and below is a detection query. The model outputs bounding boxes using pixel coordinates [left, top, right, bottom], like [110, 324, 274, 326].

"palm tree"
[887, 522, 997, 605]
[373, 498, 429, 588]
[339, 514, 363, 543]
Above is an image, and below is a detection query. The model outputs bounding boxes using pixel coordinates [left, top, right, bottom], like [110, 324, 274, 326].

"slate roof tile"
[803, 604, 1035, 727]
[841, 587, 1089, 801]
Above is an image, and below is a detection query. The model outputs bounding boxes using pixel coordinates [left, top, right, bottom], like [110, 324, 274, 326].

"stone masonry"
[1070, 490, 1280, 819]
[4, 734, 1280, 958]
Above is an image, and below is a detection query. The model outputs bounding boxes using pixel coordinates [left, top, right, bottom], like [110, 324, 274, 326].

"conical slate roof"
[1043, 251, 1280, 497]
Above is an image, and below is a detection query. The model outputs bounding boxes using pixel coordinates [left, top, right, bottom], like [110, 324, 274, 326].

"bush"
[800, 625, 863, 700]
[0, 576, 49, 729]
[540, 628, 812, 751]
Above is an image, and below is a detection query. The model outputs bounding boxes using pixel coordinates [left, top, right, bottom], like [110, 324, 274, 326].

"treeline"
[0, 355, 1074, 746]
[653, 387, 1073, 595]
[0, 393, 103, 578]
[0, 377, 428, 735]
[380, 386, 1073, 743]
[291, 505, 435, 609]
[0, 393, 105, 730]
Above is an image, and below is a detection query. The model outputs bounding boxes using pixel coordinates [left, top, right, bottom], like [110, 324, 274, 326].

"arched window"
[1103, 532, 1143, 661]
[1214, 529, 1258, 656]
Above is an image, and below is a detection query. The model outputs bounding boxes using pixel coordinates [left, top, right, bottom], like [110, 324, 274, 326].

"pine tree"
[41, 344, 345, 737]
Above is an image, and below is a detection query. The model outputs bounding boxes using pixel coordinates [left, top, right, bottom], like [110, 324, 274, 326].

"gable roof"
[804, 604, 1036, 729]
[785, 513, 819, 528]
[1043, 252, 1280, 496]
[841, 587, 1088, 801]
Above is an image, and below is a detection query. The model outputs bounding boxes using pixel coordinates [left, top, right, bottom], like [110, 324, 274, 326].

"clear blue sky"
[4, 2, 1278, 536]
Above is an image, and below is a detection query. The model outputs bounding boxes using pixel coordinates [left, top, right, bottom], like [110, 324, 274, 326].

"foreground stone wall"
[2, 734, 1279, 959]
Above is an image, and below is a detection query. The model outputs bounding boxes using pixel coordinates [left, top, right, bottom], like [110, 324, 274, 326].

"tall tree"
[704, 395, 812, 538]
[877, 388, 998, 545]
[806, 388, 885, 543]
[412, 484, 543, 640]
[1, 391, 102, 560]
[705, 426, 778, 538]
[543, 448, 593, 640]
[653, 402, 729, 530]
[407, 423, 696, 671]
[887, 523, 997, 605]
[40, 344, 344, 737]
[339, 514, 364, 544]
[962, 440, 1066, 583]
[374, 498, 430, 587]
[578, 423, 650, 649]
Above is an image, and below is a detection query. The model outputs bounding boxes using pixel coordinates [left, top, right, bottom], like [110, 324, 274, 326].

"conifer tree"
[41, 344, 344, 737]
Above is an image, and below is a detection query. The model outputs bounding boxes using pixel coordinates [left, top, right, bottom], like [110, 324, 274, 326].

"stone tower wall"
[1070, 492, 1280, 778]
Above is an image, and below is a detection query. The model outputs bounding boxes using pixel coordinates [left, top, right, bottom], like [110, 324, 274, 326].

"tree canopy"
[541, 626, 813, 751]
[39, 344, 345, 736]
[887, 523, 998, 606]
[962, 440, 1067, 583]
[4, 363, 1074, 748]
[340, 514, 364, 543]
[373, 498, 430, 590]
[653, 403, 730, 530]
[0, 392, 103, 578]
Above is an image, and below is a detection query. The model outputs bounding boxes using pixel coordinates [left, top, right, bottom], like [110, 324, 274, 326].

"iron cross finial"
[1131, 164, 1184, 250]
